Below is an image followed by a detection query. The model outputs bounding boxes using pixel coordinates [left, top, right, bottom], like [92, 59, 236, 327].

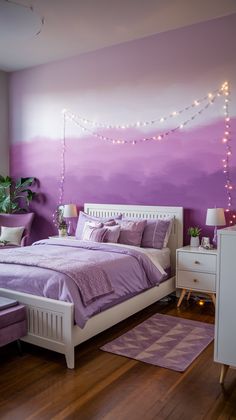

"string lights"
[221, 81, 234, 222]
[57, 82, 234, 224]
[64, 98, 217, 145]
[53, 113, 66, 227]
[62, 88, 221, 131]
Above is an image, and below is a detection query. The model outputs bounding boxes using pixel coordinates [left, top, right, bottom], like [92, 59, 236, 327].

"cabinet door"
[215, 234, 236, 366]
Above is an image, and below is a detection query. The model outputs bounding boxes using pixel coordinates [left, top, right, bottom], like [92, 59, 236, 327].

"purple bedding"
[0, 239, 167, 328]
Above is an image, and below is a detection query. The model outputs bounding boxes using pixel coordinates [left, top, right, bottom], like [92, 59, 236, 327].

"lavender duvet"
[0, 239, 167, 328]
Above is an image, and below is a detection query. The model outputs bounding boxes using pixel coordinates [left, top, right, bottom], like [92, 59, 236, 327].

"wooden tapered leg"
[187, 291, 191, 301]
[177, 289, 187, 308]
[219, 364, 229, 384]
[210, 293, 216, 306]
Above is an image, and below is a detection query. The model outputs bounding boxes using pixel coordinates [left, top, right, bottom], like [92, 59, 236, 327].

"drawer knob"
[193, 279, 198, 283]
[194, 260, 200, 264]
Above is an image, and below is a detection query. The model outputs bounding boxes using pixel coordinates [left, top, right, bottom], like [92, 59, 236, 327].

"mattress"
[107, 242, 171, 270]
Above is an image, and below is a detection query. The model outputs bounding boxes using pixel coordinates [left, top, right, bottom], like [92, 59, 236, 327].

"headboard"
[84, 203, 183, 273]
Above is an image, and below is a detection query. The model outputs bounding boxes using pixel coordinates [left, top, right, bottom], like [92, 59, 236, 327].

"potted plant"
[55, 207, 67, 237]
[0, 175, 37, 214]
[0, 175, 37, 246]
[187, 226, 201, 247]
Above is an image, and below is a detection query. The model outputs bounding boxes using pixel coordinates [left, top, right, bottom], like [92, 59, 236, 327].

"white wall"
[0, 70, 9, 175]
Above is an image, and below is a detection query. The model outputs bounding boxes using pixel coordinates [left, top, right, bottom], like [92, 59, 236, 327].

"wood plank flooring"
[0, 297, 236, 420]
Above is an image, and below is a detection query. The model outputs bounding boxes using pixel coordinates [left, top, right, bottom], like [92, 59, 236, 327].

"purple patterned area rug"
[100, 314, 214, 372]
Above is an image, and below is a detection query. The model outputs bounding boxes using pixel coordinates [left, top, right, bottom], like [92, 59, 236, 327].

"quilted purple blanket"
[0, 239, 166, 328]
[0, 248, 113, 306]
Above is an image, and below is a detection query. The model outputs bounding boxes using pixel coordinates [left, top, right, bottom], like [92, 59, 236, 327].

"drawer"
[177, 270, 216, 292]
[177, 252, 216, 273]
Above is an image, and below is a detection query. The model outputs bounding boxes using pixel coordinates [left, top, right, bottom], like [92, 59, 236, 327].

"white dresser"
[214, 226, 236, 383]
[176, 246, 217, 308]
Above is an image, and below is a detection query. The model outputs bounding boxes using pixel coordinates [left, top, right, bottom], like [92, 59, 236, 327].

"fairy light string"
[64, 98, 216, 145]
[56, 82, 234, 224]
[53, 113, 66, 227]
[63, 87, 221, 130]
[221, 81, 234, 223]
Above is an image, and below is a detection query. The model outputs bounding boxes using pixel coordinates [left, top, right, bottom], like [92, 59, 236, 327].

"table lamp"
[206, 208, 226, 247]
[63, 204, 78, 235]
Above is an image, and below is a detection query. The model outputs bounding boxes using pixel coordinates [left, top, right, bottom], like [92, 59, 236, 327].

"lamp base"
[67, 221, 73, 236]
[212, 226, 217, 248]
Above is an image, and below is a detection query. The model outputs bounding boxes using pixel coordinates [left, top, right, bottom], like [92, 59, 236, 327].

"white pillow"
[163, 218, 173, 248]
[0, 226, 25, 246]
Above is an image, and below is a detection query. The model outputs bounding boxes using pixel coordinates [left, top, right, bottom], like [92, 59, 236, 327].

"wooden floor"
[0, 297, 236, 420]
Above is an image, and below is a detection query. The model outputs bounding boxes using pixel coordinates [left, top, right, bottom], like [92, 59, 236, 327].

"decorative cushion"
[75, 212, 122, 239]
[0, 226, 24, 246]
[103, 224, 121, 243]
[141, 219, 172, 249]
[81, 221, 108, 242]
[118, 220, 147, 247]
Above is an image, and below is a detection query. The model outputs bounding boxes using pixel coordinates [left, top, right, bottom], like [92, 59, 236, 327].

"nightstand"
[176, 246, 217, 308]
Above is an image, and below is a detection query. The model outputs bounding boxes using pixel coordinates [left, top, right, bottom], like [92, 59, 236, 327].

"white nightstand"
[176, 246, 217, 308]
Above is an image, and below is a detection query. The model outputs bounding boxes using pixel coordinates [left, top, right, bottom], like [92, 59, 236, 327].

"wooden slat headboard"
[84, 203, 183, 273]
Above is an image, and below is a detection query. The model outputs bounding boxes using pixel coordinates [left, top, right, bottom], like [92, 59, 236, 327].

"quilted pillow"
[0, 226, 24, 246]
[141, 219, 172, 249]
[76, 211, 122, 239]
[81, 222, 107, 242]
[118, 220, 147, 247]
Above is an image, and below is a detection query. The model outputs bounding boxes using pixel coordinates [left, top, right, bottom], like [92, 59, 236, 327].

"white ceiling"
[1, 0, 236, 72]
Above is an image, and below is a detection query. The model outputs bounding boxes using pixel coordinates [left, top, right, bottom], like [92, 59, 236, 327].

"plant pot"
[190, 236, 200, 247]
[58, 227, 67, 237]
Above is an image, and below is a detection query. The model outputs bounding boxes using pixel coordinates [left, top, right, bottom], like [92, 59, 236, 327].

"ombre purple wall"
[9, 14, 236, 243]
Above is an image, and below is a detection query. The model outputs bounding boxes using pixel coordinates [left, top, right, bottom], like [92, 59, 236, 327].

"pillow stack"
[76, 211, 173, 249]
[77, 212, 122, 244]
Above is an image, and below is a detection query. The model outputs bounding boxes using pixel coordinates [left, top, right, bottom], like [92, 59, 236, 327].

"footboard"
[0, 288, 75, 368]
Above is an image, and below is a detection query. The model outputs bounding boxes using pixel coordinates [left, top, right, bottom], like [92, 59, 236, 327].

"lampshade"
[206, 208, 226, 226]
[63, 204, 78, 218]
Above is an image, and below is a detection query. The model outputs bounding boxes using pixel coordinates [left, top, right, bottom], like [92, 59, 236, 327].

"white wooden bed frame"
[0, 204, 183, 368]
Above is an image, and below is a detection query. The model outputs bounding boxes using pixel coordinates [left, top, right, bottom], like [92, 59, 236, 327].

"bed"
[0, 203, 183, 368]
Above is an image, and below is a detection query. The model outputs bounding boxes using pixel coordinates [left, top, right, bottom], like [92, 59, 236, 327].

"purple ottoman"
[0, 299, 27, 347]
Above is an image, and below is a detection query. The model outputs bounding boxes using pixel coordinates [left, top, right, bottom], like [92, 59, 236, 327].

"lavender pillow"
[141, 219, 172, 249]
[75, 211, 122, 239]
[118, 220, 147, 247]
[103, 224, 121, 243]
[82, 222, 107, 242]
